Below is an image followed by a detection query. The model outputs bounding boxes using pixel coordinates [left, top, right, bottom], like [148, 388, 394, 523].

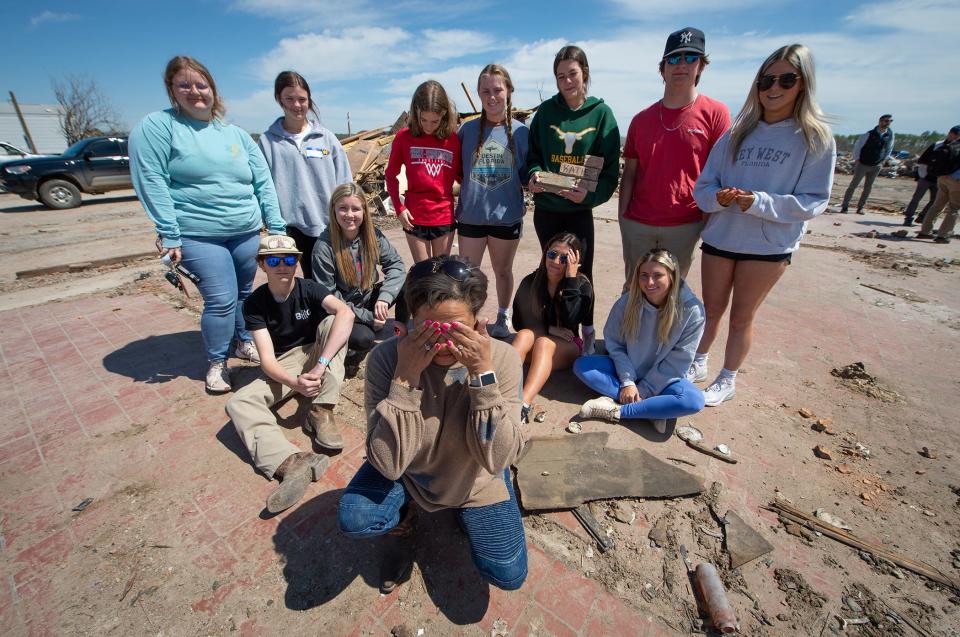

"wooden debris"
[798, 407, 814, 418]
[723, 510, 774, 569]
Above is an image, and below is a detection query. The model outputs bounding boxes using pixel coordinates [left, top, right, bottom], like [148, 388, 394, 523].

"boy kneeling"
[226, 235, 354, 513]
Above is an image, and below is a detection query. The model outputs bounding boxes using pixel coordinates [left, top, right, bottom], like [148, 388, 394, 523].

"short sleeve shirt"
[243, 278, 332, 354]
[623, 94, 730, 226]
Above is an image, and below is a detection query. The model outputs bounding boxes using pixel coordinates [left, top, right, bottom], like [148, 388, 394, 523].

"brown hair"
[475, 64, 515, 160]
[658, 54, 712, 86]
[553, 45, 590, 88]
[328, 183, 378, 291]
[530, 232, 582, 319]
[403, 256, 487, 316]
[163, 56, 225, 120]
[621, 249, 682, 343]
[408, 80, 457, 139]
[273, 70, 319, 121]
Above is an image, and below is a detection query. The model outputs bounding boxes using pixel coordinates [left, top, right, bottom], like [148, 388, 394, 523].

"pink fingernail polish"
[434, 329, 441, 335]
[451, 321, 460, 328]
[441, 322, 451, 332]
[423, 319, 431, 327]
[447, 340, 454, 348]
[434, 342, 442, 350]
[432, 321, 440, 328]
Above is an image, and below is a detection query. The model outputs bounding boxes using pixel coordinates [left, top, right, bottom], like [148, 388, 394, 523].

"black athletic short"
[457, 221, 523, 241]
[404, 223, 456, 241]
[700, 242, 792, 264]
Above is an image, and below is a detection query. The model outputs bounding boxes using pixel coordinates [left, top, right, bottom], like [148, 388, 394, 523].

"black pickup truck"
[0, 136, 131, 209]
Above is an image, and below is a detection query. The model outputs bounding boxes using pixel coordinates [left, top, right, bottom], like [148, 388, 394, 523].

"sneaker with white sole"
[703, 376, 735, 407]
[487, 313, 511, 339]
[578, 396, 620, 422]
[686, 358, 708, 383]
[206, 361, 231, 393]
[234, 340, 260, 364]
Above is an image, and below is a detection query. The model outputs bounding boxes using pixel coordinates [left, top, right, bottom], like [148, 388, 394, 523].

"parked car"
[0, 137, 130, 209]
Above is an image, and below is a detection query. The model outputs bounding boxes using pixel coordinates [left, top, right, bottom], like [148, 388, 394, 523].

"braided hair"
[475, 64, 515, 161]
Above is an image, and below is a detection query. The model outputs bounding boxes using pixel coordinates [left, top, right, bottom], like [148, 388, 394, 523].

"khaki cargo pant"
[919, 175, 960, 239]
[225, 316, 346, 479]
[619, 216, 704, 289]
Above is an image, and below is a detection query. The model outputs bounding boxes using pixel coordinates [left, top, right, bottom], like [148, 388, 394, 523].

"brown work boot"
[303, 404, 344, 450]
[380, 504, 417, 593]
[266, 452, 329, 514]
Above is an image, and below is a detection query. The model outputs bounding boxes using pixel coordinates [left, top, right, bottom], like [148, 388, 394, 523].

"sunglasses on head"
[545, 249, 569, 264]
[665, 53, 701, 66]
[264, 255, 298, 267]
[756, 72, 799, 91]
[408, 258, 473, 282]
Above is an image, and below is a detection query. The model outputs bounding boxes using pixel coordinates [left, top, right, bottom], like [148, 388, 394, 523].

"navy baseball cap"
[664, 28, 706, 57]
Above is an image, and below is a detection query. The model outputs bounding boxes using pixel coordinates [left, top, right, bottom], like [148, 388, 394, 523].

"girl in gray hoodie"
[689, 44, 835, 408]
[574, 249, 705, 432]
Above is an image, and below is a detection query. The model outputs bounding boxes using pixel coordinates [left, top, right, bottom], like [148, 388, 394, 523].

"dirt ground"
[0, 173, 958, 637]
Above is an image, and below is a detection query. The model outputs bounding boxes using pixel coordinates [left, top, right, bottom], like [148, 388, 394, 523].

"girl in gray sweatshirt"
[687, 44, 836, 408]
[574, 249, 705, 432]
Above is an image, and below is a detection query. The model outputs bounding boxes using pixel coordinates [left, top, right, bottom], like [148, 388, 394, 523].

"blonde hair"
[408, 80, 457, 140]
[328, 183, 378, 291]
[621, 249, 682, 343]
[475, 64, 515, 160]
[163, 56, 225, 120]
[729, 44, 832, 159]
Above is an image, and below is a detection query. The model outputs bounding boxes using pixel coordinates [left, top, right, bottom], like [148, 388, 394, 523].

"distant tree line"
[835, 131, 945, 156]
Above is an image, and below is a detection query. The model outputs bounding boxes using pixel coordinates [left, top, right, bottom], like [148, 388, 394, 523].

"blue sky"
[6, 0, 959, 138]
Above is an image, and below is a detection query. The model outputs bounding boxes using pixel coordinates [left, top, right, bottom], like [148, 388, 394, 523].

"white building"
[0, 101, 68, 154]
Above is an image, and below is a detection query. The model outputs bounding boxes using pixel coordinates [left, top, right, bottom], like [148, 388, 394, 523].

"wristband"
[318, 356, 331, 367]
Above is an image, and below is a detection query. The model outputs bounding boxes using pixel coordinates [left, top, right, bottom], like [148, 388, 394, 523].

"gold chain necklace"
[658, 99, 695, 133]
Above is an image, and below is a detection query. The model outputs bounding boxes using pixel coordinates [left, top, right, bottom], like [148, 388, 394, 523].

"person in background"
[225, 235, 354, 513]
[527, 45, 620, 355]
[456, 64, 529, 339]
[130, 55, 286, 393]
[903, 130, 955, 227]
[618, 27, 730, 283]
[385, 80, 461, 263]
[258, 71, 352, 279]
[916, 125, 960, 244]
[690, 44, 836, 406]
[338, 256, 527, 593]
[840, 114, 894, 214]
[511, 233, 594, 424]
[575, 249, 705, 433]
[312, 183, 406, 371]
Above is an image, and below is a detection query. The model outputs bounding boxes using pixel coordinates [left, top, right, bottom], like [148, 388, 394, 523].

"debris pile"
[830, 362, 903, 403]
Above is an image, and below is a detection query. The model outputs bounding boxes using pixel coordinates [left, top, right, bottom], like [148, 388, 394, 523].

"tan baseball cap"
[257, 234, 301, 256]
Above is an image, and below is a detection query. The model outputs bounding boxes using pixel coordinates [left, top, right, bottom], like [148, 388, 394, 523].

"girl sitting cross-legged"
[574, 249, 705, 432]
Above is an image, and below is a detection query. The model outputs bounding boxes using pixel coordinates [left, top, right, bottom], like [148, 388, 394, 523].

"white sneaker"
[582, 331, 596, 356]
[487, 313, 511, 339]
[703, 376, 735, 407]
[578, 396, 620, 422]
[234, 340, 260, 364]
[686, 358, 708, 383]
[206, 361, 231, 393]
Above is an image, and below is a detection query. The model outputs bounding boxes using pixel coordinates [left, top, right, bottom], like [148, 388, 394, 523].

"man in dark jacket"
[841, 114, 895, 214]
[904, 127, 960, 226]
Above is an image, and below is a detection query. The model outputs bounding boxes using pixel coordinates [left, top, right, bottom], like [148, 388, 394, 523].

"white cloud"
[30, 11, 80, 27]
[608, 0, 773, 17]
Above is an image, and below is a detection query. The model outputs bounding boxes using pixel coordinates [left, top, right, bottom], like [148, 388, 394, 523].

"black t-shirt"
[244, 278, 332, 355]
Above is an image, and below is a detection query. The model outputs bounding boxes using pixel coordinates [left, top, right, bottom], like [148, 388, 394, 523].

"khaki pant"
[920, 175, 960, 239]
[619, 217, 703, 288]
[225, 316, 346, 478]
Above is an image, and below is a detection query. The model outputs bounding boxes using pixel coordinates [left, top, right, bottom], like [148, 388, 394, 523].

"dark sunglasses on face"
[264, 255, 298, 267]
[176, 81, 209, 91]
[666, 53, 701, 66]
[545, 249, 569, 264]
[408, 258, 473, 282]
[756, 72, 799, 91]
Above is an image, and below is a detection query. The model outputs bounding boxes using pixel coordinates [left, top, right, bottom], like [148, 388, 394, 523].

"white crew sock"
[719, 367, 738, 380]
[694, 352, 708, 364]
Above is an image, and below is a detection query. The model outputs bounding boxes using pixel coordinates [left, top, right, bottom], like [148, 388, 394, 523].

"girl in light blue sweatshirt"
[130, 56, 286, 394]
[574, 249, 705, 433]
[688, 44, 836, 407]
[258, 71, 352, 279]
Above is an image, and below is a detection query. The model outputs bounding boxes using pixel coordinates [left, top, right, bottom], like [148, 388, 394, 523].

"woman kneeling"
[574, 249, 705, 432]
[338, 256, 527, 592]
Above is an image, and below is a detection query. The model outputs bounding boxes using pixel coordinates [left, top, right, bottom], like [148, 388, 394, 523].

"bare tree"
[51, 74, 123, 145]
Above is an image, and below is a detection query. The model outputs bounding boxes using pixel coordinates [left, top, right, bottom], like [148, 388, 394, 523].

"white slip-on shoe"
[578, 396, 620, 423]
[205, 361, 231, 393]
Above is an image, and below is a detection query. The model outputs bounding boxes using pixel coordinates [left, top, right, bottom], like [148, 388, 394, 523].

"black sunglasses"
[545, 249, 569, 264]
[757, 72, 799, 91]
[408, 258, 473, 282]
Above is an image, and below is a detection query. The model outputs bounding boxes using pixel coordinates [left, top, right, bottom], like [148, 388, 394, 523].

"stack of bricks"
[538, 155, 604, 194]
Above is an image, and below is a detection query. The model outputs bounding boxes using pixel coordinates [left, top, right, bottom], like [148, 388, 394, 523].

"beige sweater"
[364, 338, 526, 511]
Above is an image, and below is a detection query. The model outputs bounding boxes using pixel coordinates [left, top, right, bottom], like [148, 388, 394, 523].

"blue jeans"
[179, 232, 260, 362]
[573, 355, 705, 419]
[338, 462, 528, 590]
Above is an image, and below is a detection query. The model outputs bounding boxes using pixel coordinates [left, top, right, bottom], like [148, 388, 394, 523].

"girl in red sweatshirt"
[385, 80, 462, 262]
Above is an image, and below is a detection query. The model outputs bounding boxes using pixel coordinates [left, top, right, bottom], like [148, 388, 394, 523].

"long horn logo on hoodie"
[550, 125, 596, 154]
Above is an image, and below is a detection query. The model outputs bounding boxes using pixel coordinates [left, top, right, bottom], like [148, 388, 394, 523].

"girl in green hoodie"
[527, 46, 621, 355]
